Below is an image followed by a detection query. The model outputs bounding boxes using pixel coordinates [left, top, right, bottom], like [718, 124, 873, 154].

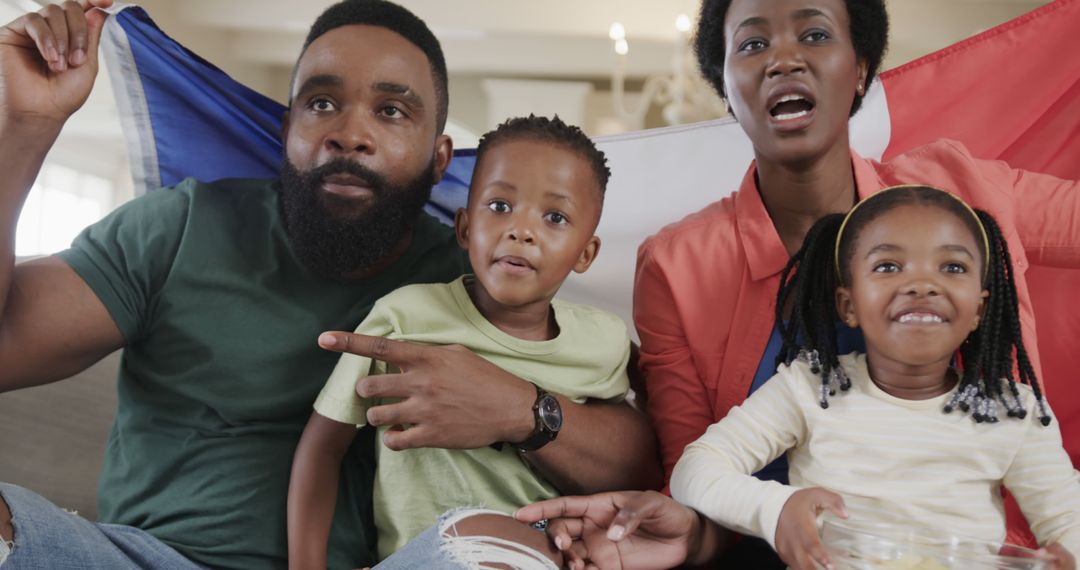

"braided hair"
[775, 185, 1050, 425]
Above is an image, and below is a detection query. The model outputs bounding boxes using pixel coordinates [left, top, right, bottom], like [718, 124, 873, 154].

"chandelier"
[608, 15, 728, 131]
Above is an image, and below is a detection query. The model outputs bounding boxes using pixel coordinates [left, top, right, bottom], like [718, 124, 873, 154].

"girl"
[670, 185, 1080, 569]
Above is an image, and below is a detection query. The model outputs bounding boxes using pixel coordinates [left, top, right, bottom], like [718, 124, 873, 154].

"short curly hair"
[295, 0, 448, 133]
[475, 115, 611, 197]
[694, 0, 889, 116]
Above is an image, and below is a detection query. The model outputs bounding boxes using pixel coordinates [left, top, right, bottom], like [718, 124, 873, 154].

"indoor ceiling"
[0, 0, 1056, 98]
[0, 0, 1055, 144]
[85, 0, 1054, 100]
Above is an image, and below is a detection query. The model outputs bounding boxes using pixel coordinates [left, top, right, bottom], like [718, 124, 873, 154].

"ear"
[431, 134, 454, 184]
[278, 108, 291, 144]
[972, 289, 990, 331]
[836, 286, 858, 328]
[453, 207, 470, 249]
[573, 236, 601, 274]
[856, 57, 870, 94]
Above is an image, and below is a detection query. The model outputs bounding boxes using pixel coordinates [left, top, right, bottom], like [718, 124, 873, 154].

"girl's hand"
[1042, 543, 1076, 570]
[775, 487, 847, 570]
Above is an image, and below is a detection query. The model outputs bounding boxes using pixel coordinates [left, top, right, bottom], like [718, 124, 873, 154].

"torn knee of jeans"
[437, 508, 558, 570]
[0, 535, 11, 566]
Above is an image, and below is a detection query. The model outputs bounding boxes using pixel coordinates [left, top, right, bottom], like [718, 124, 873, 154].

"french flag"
[100, 0, 1079, 543]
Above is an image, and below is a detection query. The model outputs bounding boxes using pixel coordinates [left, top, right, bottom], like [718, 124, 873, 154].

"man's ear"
[836, 286, 858, 328]
[573, 236, 601, 274]
[454, 207, 469, 249]
[431, 134, 454, 184]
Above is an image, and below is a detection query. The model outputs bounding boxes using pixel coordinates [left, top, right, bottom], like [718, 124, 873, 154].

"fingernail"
[47, 46, 59, 62]
[70, 48, 85, 66]
[318, 333, 337, 348]
[606, 524, 625, 541]
[555, 535, 568, 550]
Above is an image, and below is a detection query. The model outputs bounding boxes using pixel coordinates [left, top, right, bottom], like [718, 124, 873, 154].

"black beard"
[278, 156, 435, 282]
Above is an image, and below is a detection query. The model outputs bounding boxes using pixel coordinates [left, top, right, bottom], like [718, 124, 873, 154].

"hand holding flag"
[0, 0, 112, 127]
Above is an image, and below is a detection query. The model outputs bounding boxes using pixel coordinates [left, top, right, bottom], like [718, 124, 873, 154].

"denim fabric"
[375, 508, 557, 570]
[374, 521, 466, 570]
[0, 483, 204, 570]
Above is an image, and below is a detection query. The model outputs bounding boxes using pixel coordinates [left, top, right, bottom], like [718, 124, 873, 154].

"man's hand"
[0, 0, 112, 129]
[318, 331, 535, 450]
[775, 487, 847, 570]
[515, 491, 712, 570]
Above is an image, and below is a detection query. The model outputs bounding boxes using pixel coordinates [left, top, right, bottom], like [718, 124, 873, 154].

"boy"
[287, 115, 631, 565]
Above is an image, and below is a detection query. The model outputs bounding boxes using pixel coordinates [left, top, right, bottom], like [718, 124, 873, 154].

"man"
[0, 0, 660, 568]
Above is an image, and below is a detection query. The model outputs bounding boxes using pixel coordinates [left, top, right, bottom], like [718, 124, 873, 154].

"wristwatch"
[515, 384, 562, 452]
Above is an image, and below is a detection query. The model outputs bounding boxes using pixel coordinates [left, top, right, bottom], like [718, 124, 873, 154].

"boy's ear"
[453, 207, 469, 249]
[836, 286, 858, 328]
[973, 289, 990, 331]
[573, 236, 601, 274]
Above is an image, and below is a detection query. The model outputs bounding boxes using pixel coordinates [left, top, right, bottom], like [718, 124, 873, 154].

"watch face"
[538, 395, 563, 432]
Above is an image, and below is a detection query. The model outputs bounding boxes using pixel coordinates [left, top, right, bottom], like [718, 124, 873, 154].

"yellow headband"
[834, 184, 991, 284]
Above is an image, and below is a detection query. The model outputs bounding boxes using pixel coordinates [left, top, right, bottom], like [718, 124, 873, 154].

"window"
[15, 164, 116, 257]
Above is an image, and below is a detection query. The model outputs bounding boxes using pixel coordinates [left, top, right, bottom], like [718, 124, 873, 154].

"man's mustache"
[306, 158, 388, 193]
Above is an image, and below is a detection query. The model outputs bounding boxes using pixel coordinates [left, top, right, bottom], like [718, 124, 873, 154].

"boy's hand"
[1042, 543, 1076, 570]
[775, 487, 847, 570]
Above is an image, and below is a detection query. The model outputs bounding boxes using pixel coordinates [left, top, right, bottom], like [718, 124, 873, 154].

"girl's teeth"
[898, 314, 943, 324]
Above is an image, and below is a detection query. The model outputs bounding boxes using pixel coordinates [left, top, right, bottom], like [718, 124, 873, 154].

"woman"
[547, 0, 1080, 567]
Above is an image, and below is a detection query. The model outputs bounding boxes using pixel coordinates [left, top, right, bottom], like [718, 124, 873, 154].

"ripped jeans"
[375, 508, 558, 570]
[0, 483, 556, 569]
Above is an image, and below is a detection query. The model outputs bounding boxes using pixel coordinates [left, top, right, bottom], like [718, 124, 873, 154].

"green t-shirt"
[57, 177, 468, 569]
[314, 276, 631, 559]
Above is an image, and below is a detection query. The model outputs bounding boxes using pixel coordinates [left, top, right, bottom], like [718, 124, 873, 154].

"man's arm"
[0, 1, 123, 393]
[317, 332, 663, 494]
[519, 396, 660, 494]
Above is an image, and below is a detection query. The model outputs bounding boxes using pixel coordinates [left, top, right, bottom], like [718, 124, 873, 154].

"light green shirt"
[314, 275, 631, 559]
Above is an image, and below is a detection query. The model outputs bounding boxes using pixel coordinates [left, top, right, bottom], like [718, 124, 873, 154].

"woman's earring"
[856, 83, 865, 96]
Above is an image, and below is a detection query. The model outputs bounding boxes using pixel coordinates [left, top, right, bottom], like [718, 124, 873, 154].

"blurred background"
[0, 0, 1052, 257]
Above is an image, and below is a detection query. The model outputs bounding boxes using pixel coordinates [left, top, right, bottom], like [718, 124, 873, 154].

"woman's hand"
[1042, 543, 1076, 570]
[774, 487, 847, 570]
[515, 490, 718, 570]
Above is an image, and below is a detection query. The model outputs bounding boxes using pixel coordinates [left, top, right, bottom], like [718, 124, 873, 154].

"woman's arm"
[634, 246, 718, 486]
[287, 413, 357, 570]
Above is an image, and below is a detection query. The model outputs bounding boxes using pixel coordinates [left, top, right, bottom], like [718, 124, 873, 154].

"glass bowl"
[817, 516, 1048, 570]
